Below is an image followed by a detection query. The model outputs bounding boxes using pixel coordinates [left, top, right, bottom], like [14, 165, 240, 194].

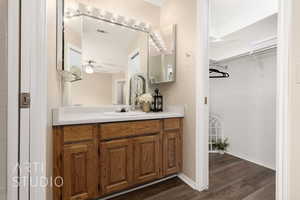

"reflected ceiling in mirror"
[64, 13, 149, 106]
[82, 16, 142, 74]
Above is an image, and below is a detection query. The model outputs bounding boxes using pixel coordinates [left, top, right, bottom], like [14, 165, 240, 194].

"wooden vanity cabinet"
[53, 118, 183, 200]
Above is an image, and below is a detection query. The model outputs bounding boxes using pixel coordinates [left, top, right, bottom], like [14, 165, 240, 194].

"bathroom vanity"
[54, 0, 180, 198]
[52, 108, 184, 200]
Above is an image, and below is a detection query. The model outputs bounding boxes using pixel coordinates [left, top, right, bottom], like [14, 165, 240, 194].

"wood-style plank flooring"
[109, 153, 275, 200]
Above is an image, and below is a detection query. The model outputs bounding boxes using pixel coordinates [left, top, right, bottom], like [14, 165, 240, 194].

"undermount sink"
[103, 111, 147, 116]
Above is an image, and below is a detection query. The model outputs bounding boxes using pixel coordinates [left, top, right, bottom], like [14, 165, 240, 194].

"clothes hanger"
[209, 68, 230, 79]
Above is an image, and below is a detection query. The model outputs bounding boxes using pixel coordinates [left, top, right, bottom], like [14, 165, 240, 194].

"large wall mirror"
[57, 0, 176, 106]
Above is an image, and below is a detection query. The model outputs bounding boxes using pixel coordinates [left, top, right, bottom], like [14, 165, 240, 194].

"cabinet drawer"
[100, 122, 134, 140]
[164, 118, 181, 131]
[63, 125, 94, 143]
[133, 120, 161, 135]
[100, 120, 161, 140]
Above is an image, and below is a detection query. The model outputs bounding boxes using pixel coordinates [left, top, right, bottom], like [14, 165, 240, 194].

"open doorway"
[206, 0, 277, 198]
[113, 79, 126, 105]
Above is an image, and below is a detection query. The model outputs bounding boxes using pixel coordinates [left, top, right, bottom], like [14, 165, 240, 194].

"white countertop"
[52, 106, 185, 126]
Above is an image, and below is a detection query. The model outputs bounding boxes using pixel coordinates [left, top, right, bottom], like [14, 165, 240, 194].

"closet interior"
[208, 1, 277, 198]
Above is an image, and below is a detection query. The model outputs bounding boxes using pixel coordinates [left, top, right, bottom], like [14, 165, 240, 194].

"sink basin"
[103, 111, 147, 116]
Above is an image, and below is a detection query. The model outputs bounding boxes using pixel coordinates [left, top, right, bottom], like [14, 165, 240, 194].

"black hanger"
[209, 68, 230, 79]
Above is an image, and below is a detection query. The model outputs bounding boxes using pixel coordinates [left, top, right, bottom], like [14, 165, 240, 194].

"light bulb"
[86, 6, 92, 13]
[85, 65, 94, 74]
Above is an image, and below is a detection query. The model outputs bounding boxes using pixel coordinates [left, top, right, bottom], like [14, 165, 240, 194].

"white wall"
[210, 51, 276, 169]
[0, 0, 7, 198]
[210, 0, 278, 38]
[159, 0, 197, 180]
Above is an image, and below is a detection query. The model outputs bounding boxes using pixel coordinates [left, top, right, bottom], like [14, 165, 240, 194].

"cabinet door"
[133, 135, 161, 184]
[63, 142, 98, 200]
[100, 139, 133, 194]
[163, 131, 182, 176]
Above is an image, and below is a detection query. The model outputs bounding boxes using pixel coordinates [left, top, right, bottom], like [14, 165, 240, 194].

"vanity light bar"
[65, 3, 151, 32]
[65, 3, 167, 52]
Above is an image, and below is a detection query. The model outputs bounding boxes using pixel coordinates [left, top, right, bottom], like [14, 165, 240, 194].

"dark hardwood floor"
[108, 153, 275, 200]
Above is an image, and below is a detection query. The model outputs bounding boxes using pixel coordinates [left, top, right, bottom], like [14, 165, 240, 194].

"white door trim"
[29, 0, 48, 199]
[195, 1, 291, 200]
[7, 0, 20, 199]
[20, 1, 33, 198]
[195, 0, 210, 191]
[17, 0, 48, 199]
[27, 0, 48, 199]
[276, 0, 292, 199]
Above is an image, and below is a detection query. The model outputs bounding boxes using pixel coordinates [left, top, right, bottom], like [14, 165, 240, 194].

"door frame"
[27, 0, 48, 198]
[195, 1, 291, 200]
[7, 0, 20, 199]
[113, 79, 127, 105]
[7, 0, 48, 199]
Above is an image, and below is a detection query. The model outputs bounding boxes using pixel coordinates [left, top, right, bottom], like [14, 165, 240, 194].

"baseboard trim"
[226, 152, 276, 171]
[177, 173, 197, 190]
[99, 175, 177, 200]
[98, 173, 200, 199]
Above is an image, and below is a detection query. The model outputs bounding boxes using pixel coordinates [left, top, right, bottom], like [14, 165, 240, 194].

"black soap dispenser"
[152, 88, 163, 112]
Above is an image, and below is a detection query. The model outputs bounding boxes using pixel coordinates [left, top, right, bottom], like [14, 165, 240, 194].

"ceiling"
[210, 0, 278, 38]
[82, 16, 139, 53]
[210, 14, 278, 61]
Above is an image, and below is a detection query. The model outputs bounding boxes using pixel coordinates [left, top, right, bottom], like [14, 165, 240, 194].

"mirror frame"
[56, 0, 64, 72]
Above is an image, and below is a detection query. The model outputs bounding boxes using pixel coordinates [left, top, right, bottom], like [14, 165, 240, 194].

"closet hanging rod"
[209, 63, 228, 69]
[216, 45, 277, 63]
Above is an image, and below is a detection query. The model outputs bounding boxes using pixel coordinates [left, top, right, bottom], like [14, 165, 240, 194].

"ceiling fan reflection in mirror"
[83, 60, 96, 74]
[83, 60, 125, 74]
